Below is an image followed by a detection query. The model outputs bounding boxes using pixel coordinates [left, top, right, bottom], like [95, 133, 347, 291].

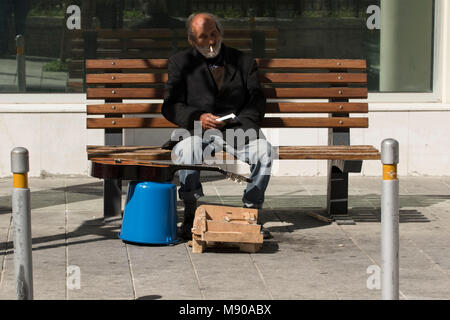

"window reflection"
[0, 0, 434, 94]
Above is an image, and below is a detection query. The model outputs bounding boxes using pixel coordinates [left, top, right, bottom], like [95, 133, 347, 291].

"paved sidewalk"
[0, 175, 449, 300]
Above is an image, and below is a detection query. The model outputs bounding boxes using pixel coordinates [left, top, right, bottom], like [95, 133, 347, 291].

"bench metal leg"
[326, 122, 355, 225]
[103, 179, 122, 224]
[327, 164, 355, 225]
[103, 115, 123, 225]
[327, 165, 348, 215]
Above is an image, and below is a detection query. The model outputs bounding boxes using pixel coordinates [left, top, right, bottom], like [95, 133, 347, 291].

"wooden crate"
[190, 204, 263, 253]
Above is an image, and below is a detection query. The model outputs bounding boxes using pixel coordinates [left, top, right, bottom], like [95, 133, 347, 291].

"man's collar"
[189, 43, 237, 94]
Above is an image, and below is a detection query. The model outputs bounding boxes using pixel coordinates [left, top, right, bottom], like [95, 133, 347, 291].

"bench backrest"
[86, 58, 368, 132]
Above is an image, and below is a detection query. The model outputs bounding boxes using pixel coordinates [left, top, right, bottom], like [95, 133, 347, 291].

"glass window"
[379, 0, 434, 92]
[0, 0, 434, 94]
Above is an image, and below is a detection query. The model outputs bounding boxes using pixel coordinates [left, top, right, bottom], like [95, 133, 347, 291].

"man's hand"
[199, 113, 225, 130]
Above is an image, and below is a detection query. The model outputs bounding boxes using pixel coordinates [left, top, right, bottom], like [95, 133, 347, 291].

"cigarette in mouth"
[209, 46, 214, 53]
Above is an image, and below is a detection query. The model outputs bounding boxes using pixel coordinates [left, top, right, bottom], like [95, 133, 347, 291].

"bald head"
[186, 13, 223, 47]
[192, 14, 215, 38]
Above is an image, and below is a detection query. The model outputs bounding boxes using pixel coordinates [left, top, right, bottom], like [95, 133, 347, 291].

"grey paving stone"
[31, 210, 65, 227]
[200, 181, 223, 196]
[0, 185, 12, 197]
[266, 195, 325, 209]
[28, 245, 66, 300]
[249, 245, 339, 299]
[264, 177, 308, 196]
[400, 177, 450, 195]
[66, 210, 104, 226]
[425, 203, 450, 224]
[66, 229, 134, 300]
[348, 176, 405, 195]
[0, 195, 12, 215]
[0, 212, 12, 229]
[65, 192, 103, 211]
[338, 222, 450, 299]
[28, 178, 66, 191]
[66, 205, 134, 299]
[30, 191, 66, 212]
[439, 177, 450, 188]
[127, 242, 203, 300]
[0, 252, 15, 300]
[398, 244, 450, 299]
[187, 250, 271, 300]
[0, 213, 12, 299]
[0, 224, 66, 300]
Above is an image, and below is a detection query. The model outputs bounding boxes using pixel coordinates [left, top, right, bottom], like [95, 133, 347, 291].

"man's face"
[189, 16, 221, 49]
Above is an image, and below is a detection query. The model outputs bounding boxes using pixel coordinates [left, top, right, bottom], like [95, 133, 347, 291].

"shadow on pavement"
[136, 295, 163, 300]
[0, 174, 228, 215]
[1, 183, 446, 256]
[1, 218, 120, 256]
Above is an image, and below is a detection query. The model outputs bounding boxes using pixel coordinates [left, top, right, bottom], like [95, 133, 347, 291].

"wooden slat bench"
[86, 58, 381, 225]
[66, 28, 278, 92]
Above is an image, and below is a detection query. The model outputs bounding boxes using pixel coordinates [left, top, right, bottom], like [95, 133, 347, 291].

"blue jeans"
[172, 134, 272, 208]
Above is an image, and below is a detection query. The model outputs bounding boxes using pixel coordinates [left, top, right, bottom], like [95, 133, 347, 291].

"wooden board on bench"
[87, 145, 380, 161]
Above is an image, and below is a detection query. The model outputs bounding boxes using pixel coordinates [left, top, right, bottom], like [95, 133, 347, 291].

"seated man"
[162, 12, 273, 239]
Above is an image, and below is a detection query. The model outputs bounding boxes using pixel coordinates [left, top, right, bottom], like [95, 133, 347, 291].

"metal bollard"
[381, 139, 399, 300]
[11, 147, 33, 300]
[16, 35, 26, 93]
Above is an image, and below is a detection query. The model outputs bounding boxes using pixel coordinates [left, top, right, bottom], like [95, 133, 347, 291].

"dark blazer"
[162, 44, 266, 147]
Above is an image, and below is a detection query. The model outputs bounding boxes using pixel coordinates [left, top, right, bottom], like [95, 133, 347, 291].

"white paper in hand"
[216, 113, 240, 125]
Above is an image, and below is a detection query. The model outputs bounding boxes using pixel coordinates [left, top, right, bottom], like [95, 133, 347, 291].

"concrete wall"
[0, 110, 103, 177]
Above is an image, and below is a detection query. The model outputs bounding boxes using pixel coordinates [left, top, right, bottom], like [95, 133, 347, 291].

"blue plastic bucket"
[119, 181, 178, 245]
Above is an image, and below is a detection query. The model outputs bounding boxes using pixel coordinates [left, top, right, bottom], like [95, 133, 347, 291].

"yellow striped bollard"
[11, 147, 33, 300]
[381, 139, 399, 300]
